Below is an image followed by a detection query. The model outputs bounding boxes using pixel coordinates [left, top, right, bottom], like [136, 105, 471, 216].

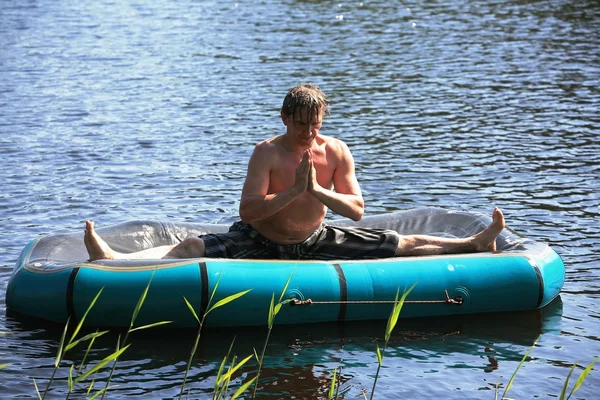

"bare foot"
[473, 207, 506, 252]
[84, 220, 116, 261]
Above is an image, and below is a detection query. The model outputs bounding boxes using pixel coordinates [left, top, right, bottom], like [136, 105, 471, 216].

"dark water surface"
[1, 0, 599, 398]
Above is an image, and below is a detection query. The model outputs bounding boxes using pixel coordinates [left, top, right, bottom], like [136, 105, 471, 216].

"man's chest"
[270, 151, 336, 187]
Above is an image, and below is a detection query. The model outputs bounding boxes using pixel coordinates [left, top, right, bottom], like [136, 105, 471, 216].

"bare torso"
[244, 134, 345, 244]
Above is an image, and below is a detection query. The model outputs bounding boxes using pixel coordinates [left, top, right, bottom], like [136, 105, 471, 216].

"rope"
[290, 290, 463, 306]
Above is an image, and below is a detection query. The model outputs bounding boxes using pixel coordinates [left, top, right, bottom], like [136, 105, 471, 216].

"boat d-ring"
[287, 288, 305, 304]
[449, 286, 470, 305]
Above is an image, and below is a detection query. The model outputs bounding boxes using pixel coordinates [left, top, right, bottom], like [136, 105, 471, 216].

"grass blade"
[67, 364, 74, 393]
[101, 273, 157, 400]
[334, 366, 343, 399]
[231, 376, 257, 400]
[208, 272, 223, 306]
[79, 330, 101, 373]
[89, 388, 109, 400]
[32, 378, 42, 400]
[376, 343, 382, 366]
[65, 330, 109, 353]
[129, 321, 172, 332]
[385, 283, 417, 342]
[54, 316, 71, 368]
[267, 293, 275, 328]
[216, 357, 235, 399]
[88, 385, 120, 400]
[328, 366, 338, 399]
[214, 355, 229, 395]
[384, 288, 400, 342]
[44, 317, 71, 399]
[277, 271, 294, 303]
[87, 380, 95, 395]
[130, 270, 156, 328]
[502, 338, 538, 399]
[189, 332, 201, 360]
[183, 297, 200, 323]
[371, 283, 416, 400]
[74, 344, 131, 383]
[180, 273, 245, 400]
[273, 298, 293, 318]
[214, 337, 236, 395]
[217, 354, 254, 385]
[69, 287, 104, 344]
[254, 271, 295, 398]
[207, 289, 252, 315]
[567, 357, 599, 400]
[560, 363, 577, 400]
[180, 333, 202, 399]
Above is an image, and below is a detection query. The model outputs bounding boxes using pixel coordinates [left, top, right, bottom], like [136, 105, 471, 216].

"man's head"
[281, 83, 330, 123]
[281, 84, 330, 146]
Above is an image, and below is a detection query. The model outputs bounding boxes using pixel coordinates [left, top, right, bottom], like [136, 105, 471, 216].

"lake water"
[1, 0, 599, 398]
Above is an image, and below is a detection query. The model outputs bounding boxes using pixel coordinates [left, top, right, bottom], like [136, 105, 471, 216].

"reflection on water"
[1, 0, 599, 398]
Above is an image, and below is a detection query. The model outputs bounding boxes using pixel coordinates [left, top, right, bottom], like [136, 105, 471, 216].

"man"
[84, 83, 505, 261]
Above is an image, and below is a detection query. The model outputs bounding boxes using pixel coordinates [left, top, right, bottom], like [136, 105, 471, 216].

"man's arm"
[239, 143, 310, 223]
[309, 141, 364, 221]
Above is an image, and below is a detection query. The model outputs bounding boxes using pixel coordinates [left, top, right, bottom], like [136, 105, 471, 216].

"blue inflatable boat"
[6, 208, 565, 328]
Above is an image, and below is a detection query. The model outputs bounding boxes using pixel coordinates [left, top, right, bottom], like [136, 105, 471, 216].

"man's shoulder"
[251, 136, 283, 160]
[255, 135, 282, 150]
[319, 135, 350, 152]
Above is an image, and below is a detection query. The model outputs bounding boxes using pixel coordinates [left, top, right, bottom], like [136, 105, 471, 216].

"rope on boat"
[290, 290, 463, 306]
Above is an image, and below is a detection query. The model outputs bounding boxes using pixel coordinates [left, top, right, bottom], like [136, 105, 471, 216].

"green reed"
[494, 337, 538, 400]
[14, 270, 597, 399]
[38, 287, 108, 400]
[214, 337, 237, 398]
[98, 269, 172, 400]
[0, 333, 11, 371]
[77, 329, 99, 374]
[252, 271, 294, 399]
[493, 339, 598, 400]
[72, 337, 129, 392]
[559, 356, 598, 400]
[369, 283, 416, 400]
[33, 270, 172, 399]
[180, 271, 252, 399]
[328, 366, 341, 400]
[212, 336, 257, 399]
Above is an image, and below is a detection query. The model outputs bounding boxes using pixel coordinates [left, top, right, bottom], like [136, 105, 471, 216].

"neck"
[281, 133, 313, 153]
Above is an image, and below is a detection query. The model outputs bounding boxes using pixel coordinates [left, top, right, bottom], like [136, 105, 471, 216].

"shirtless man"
[84, 83, 505, 261]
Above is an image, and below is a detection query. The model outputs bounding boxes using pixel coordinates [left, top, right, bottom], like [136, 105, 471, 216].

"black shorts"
[201, 221, 400, 260]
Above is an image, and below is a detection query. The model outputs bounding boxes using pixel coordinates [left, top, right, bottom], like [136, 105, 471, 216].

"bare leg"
[394, 207, 505, 257]
[84, 220, 206, 261]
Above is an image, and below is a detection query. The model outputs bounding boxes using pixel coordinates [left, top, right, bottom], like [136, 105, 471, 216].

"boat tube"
[6, 208, 565, 328]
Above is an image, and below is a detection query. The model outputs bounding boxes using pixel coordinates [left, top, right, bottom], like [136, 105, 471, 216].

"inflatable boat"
[6, 208, 565, 328]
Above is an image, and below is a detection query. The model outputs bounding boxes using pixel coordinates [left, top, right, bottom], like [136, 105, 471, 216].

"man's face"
[284, 107, 323, 146]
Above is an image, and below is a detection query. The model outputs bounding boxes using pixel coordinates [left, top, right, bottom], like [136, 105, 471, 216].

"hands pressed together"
[290, 147, 363, 222]
[294, 149, 320, 195]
